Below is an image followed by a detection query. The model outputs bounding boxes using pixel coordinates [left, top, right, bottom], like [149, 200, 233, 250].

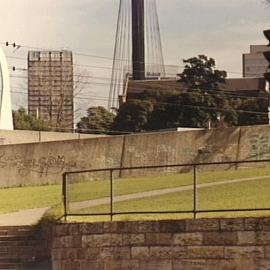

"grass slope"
[0, 166, 269, 216]
[74, 178, 270, 222]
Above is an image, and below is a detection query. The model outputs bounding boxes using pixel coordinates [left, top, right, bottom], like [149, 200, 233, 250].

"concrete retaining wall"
[0, 129, 106, 145]
[0, 125, 269, 187]
[52, 217, 270, 270]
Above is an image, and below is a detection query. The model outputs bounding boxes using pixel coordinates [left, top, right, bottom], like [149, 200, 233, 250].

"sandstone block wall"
[52, 218, 270, 270]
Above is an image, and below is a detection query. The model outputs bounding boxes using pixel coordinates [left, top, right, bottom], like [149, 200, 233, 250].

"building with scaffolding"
[28, 50, 74, 132]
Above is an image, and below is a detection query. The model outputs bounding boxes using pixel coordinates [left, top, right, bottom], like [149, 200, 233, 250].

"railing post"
[193, 165, 197, 219]
[110, 169, 114, 222]
[63, 173, 68, 221]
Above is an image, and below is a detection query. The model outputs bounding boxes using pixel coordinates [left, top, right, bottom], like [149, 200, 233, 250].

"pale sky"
[0, 0, 269, 120]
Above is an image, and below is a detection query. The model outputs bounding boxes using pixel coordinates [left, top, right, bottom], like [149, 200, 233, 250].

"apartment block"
[243, 45, 269, 77]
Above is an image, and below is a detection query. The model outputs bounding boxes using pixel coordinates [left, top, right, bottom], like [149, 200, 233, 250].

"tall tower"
[132, 0, 145, 80]
[108, 0, 165, 110]
[0, 46, 13, 130]
[28, 50, 74, 132]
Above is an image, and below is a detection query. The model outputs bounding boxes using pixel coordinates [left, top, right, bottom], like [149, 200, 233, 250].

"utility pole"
[132, 0, 145, 80]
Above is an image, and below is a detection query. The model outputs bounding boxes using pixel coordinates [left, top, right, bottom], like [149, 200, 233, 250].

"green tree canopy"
[177, 54, 237, 128]
[112, 100, 153, 132]
[76, 106, 115, 134]
[179, 55, 227, 91]
[113, 55, 270, 132]
[13, 107, 49, 131]
[236, 97, 268, 126]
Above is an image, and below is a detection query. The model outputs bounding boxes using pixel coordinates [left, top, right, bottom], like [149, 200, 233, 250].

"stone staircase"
[0, 226, 51, 270]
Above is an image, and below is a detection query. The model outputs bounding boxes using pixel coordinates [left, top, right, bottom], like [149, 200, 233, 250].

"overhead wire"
[109, 0, 124, 110]
[9, 72, 269, 102]
[2, 10, 268, 116]
[9, 65, 267, 94]
[1, 39, 166, 66]
[5, 53, 267, 78]
[9, 85, 269, 116]
[126, 99, 268, 116]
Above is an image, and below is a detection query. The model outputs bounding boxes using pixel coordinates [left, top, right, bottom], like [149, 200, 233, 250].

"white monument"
[0, 46, 13, 130]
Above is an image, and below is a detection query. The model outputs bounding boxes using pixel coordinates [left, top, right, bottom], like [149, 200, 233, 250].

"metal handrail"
[62, 159, 270, 221]
[63, 158, 270, 175]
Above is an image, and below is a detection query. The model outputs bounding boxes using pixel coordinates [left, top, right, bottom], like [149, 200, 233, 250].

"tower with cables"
[108, 0, 165, 110]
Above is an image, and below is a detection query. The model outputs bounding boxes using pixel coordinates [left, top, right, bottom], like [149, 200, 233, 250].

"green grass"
[72, 178, 270, 222]
[68, 166, 270, 203]
[0, 165, 270, 217]
[0, 185, 62, 214]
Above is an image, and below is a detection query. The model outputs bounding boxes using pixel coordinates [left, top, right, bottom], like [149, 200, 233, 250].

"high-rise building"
[243, 45, 268, 77]
[28, 50, 73, 131]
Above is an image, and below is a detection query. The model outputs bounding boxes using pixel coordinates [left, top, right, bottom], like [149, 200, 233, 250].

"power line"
[9, 72, 269, 102]
[11, 86, 116, 101]
[9, 64, 267, 87]
[126, 99, 268, 116]
[3, 41, 267, 77]
[6, 55, 182, 77]
[2, 40, 166, 66]
[10, 87, 268, 116]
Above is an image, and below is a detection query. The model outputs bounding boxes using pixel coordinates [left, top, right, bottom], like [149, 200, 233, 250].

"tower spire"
[108, 0, 165, 110]
[132, 0, 145, 80]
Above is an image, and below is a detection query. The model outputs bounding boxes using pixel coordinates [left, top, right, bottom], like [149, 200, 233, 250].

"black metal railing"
[62, 159, 270, 221]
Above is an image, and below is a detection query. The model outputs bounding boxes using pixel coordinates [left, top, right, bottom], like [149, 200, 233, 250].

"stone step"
[0, 262, 47, 270]
[0, 240, 43, 247]
[0, 245, 45, 254]
[0, 226, 51, 270]
[0, 263, 18, 269]
[0, 226, 36, 237]
[0, 259, 51, 269]
[0, 236, 37, 242]
[0, 257, 34, 263]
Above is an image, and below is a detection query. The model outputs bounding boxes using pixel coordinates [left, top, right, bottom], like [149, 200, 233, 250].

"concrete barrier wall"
[0, 136, 124, 187]
[0, 125, 270, 188]
[52, 217, 270, 270]
[122, 127, 241, 168]
[0, 129, 106, 145]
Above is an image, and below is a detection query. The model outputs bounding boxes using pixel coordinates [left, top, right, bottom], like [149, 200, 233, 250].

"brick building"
[28, 50, 73, 131]
[124, 77, 267, 101]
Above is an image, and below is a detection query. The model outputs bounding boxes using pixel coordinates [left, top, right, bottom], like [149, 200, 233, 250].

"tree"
[13, 107, 49, 131]
[236, 97, 268, 126]
[112, 100, 153, 132]
[179, 55, 227, 90]
[177, 55, 237, 128]
[113, 55, 238, 132]
[76, 106, 115, 134]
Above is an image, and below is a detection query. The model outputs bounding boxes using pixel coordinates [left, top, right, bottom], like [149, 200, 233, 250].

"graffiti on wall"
[249, 134, 270, 160]
[0, 151, 77, 177]
[127, 144, 178, 164]
[0, 150, 122, 178]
